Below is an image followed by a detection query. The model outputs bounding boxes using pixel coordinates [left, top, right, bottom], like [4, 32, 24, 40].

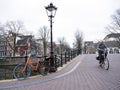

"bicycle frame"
[97, 48, 109, 70]
[26, 57, 39, 71]
[97, 48, 107, 59]
[22, 57, 38, 72]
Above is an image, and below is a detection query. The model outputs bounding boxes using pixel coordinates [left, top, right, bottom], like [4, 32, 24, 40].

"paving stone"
[0, 54, 120, 90]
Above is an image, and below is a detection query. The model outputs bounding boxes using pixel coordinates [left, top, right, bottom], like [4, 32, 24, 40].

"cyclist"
[97, 40, 108, 64]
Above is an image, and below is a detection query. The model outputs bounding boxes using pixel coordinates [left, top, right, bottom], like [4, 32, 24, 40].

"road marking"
[0, 60, 81, 89]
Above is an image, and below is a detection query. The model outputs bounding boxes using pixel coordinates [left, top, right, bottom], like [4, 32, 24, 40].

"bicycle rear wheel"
[38, 63, 46, 76]
[44, 65, 50, 75]
[13, 63, 31, 80]
[103, 57, 109, 70]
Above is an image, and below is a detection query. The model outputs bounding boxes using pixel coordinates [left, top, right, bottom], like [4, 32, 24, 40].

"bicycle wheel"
[44, 65, 50, 75]
[103, 57, 109, 70]
[13, 63, 31, 80]
[38, 63, 46, 76]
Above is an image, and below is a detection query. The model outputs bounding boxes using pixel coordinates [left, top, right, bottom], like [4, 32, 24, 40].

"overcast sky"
[0, 0, 120, 47]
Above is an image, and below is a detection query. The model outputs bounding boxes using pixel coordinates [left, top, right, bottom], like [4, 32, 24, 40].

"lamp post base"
[49, 67, 57, 72]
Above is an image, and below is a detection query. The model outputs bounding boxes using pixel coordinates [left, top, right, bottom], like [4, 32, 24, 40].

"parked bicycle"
[13, 54, 50, 80]
[96, 48, 109, 70]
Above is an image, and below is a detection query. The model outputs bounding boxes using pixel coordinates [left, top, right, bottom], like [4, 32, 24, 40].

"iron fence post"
[61, 53, 63, 67]
[54, 55, 57, 70]
[65, 52, 67, 64]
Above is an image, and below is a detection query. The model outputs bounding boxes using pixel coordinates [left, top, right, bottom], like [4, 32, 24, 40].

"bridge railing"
[0, 49, 81, 80]
[0, 56, 26, 80]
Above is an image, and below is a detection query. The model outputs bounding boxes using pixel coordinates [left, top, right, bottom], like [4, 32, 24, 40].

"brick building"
[15, 35, 42, 56]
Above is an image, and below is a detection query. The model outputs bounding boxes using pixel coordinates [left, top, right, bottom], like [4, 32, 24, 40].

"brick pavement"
[0, 54, 120, 90]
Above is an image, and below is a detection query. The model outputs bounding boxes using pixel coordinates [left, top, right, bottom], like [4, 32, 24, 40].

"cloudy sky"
[0, 0, 120, 47]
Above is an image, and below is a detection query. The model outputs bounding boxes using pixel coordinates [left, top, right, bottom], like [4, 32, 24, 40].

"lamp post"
[45, 3, 57, 71]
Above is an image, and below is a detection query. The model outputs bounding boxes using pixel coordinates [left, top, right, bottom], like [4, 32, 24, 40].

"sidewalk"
[0, 55, 83, 89]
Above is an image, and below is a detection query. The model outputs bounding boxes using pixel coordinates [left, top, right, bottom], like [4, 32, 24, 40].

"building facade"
[104, 33, 120, 54]
[0, 36, 7, 56]
[15, 35, 42, 56]
[84, 41, 96, 54]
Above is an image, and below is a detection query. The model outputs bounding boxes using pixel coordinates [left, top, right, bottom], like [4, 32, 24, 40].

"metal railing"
[0, 49, 81, 80]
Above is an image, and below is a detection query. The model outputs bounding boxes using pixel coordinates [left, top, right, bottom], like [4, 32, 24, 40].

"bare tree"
[5, 20, 24, 56]
[38, 26, 49, 56]
[0, 23, 6, 36]
[74, 30, 83, 54]
[105, 9, 120, 46]
[58, 37, 65, 53]
[57, 37, 70, 53]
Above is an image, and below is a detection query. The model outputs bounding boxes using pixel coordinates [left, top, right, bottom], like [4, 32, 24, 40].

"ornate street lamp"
[45, 3, 57, 71]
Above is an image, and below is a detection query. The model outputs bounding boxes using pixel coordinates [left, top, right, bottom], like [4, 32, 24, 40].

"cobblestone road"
[0, 54, 120, 90]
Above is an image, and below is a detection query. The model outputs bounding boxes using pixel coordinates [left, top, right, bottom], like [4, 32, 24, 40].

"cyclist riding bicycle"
[96, 40, 108, 64]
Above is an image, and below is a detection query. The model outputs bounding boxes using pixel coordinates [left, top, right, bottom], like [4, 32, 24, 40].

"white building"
[104, 33, 120, 54]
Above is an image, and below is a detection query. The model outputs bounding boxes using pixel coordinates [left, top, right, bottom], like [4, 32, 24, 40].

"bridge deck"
[0, 54, 120, 90]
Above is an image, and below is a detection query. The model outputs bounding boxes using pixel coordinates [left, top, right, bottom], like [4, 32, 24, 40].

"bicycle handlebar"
[97, 48, 108, 54]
